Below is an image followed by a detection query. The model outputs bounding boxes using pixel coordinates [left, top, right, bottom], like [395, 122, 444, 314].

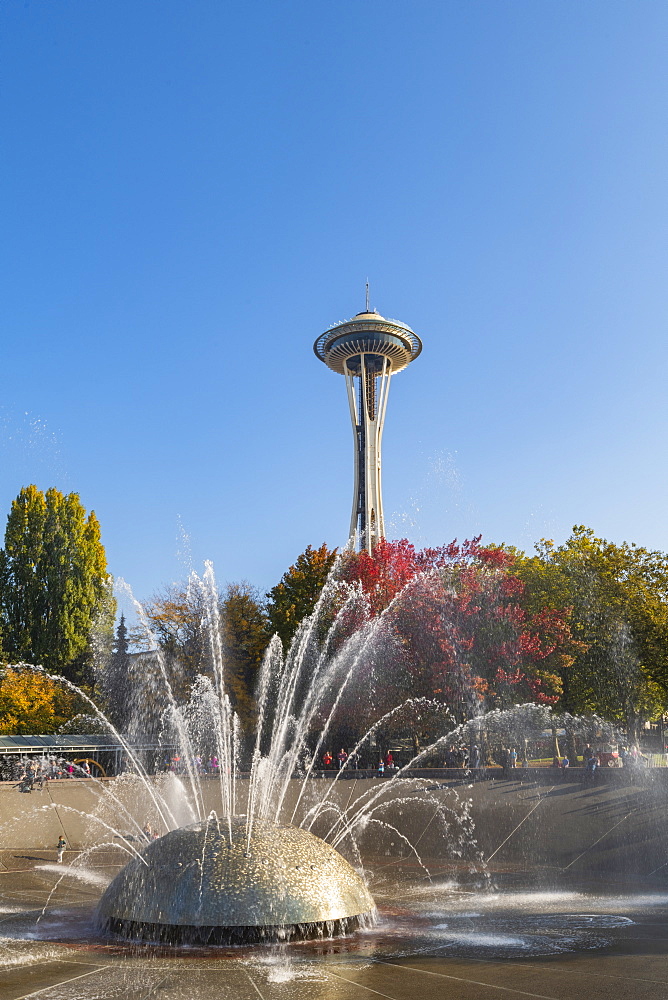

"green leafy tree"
[0, 486, 115, 685]
[514, 526, 668, 739]
[221, 583, 271, 726]
[266, 543, 338, 648]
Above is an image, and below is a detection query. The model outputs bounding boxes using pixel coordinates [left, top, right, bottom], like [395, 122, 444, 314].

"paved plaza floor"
[0, 850, 665, 999]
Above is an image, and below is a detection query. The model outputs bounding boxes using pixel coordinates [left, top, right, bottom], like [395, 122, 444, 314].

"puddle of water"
[0, 877, 661, 964]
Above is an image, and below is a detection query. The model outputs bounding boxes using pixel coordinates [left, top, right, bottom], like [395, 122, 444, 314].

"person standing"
[385, 751, 394, 772]
[56, 836, 67, 863]
[584, 752, 598, 784]
[337, 749, 348, 770]
[322, 751, 333, 769]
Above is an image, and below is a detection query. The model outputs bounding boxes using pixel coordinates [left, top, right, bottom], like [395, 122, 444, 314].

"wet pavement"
[0, 851, 665, 998]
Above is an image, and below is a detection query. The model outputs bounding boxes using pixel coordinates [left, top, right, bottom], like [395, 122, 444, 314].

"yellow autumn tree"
[0, 667, 80, 734]
[266, 543, 338, 648]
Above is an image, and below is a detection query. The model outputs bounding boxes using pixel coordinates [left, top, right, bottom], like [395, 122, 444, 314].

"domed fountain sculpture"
[98, 817, 375, 944]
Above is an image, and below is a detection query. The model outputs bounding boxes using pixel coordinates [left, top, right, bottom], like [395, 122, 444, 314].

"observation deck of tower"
[314, 307, 422, 552]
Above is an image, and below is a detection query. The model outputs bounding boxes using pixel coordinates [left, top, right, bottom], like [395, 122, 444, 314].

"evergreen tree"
[0, 486, 115, 684]
[99, 614, 132, 730]
[115, 613, 129, 659]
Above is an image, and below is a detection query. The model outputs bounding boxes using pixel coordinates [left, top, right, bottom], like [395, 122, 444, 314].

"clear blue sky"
[2, 1, 667, 604]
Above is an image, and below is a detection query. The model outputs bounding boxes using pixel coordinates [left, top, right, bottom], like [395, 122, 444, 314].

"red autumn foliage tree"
[340, 538, 579, 723]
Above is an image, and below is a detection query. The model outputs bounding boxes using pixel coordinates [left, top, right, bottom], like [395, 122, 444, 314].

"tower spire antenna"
[365, 279, 370, 312]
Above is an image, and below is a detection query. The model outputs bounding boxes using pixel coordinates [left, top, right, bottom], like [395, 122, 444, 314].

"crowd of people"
[578, 743, 650, 776]
[317, 742, 648, 774]
[163, 754, 220, 774]
[320, 749, 398, 774]
[12, 744, 653, 787]
[498, 742, 653, 777]
[11, 757, 92, 791]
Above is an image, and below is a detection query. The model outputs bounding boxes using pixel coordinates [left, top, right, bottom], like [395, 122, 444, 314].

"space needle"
[314, 294, 422, 552]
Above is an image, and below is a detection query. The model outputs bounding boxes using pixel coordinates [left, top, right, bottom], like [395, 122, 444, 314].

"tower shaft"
[345, 355, 392, 552]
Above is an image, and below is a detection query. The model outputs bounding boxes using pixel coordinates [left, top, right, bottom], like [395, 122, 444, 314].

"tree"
[0, 665, 81, 734]
[98, 614, 132, 730]
[340, 538, 577, 728]
[138, 583, 208, 700]
[266, 543, 338, 648]
[138, 579, 270, 729]
[514, 526, 668, 738]
[0, 486, 115, 685]
[220, 583, 271, 726]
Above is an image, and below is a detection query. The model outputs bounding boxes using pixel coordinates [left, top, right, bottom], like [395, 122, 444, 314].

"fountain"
[97, 818, 375, 943]
[85, 559, 470, 945]
[0, 556, 665, 999]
